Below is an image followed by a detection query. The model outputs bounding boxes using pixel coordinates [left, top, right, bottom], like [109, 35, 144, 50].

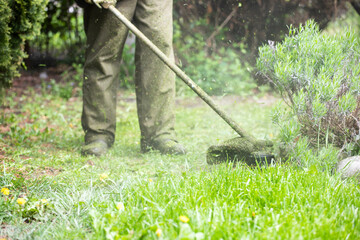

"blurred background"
[2, 0, 360, 98]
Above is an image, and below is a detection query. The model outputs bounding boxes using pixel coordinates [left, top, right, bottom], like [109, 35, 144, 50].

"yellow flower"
[41, 199, 48, 204]
[1, 187, 9, 196]
[17, 198, 26, 206]
[252, 212, 256, 217]
[179, 215, 189, 223]
[116, 202, 125, 211]
[155, 228, 162, 237]
[149, 178, 153, 182]
[99, 173, 108, 181]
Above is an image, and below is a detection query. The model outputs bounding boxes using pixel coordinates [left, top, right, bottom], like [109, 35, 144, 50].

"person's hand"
[85, 0, 116, 9]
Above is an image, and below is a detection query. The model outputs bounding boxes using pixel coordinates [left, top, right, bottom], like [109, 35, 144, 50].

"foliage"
[51, 63, 84, 99]
[118, 37, 136, 90]
[22, 0, 353, 97]
[100, 19, 257, 95]
[41, 79, 74, 100]
[174, 0, 349, 58]
[257, 20, 360, 160]
[0, 0, 48, 95]
[0, 184, 52, 223]
[30, 0, 85, 63]
[174, 21, 256, 95]
[0, 0, 12, 89]
[325, 2, 360, 36]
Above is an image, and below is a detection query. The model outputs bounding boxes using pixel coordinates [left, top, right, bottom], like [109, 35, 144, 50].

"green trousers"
[81, 0, 176, 147]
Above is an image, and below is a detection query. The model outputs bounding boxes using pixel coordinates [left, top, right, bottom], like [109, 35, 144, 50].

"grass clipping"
[206, 137, 275, 165]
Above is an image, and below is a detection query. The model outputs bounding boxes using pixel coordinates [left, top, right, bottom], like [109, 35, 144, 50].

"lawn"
[1, 87, 359, 239]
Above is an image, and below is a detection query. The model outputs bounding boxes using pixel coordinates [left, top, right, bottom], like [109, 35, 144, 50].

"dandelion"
[17, 198, 26, 206]
[252, 212, 256, 217]
[1, 187, 9, 196]
[99, 173, 108, 181]
[179, 215, 189, 223]
[116, 202, 125, 211]
[149, 178, 153, 182]
[155, 228, 162, 237]
[41, 199, 48, 204]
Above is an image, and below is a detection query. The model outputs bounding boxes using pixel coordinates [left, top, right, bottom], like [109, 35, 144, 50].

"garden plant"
[0, 0, 47, 98]
[257, 20, 360, 166]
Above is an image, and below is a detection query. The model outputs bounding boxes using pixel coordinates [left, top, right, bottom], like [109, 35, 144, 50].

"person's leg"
[81, 0, 137, 155]
[133, 0, 185, 154]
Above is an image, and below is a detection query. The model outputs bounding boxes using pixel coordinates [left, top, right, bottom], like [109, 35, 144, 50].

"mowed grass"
[1, 89, 359, 239]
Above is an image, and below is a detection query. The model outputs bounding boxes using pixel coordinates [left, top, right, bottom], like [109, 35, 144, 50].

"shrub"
[0, 0, 47, 97]
[257, 20, 360, 159]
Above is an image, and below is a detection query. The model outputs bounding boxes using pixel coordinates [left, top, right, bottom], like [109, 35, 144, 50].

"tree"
[0, 0, 47, 99]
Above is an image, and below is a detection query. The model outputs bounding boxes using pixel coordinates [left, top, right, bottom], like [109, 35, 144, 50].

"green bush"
[0, 0, 14, 90]
[0, 0, 47, 96]
[257, 20, 360, 160]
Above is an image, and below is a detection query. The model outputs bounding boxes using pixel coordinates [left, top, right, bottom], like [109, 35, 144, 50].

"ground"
[0, 73, 359, 239]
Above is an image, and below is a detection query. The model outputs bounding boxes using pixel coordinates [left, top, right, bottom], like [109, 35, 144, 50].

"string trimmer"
[106, 5, 275, 165]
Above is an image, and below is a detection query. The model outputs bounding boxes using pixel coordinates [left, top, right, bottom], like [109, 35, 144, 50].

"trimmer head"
[206, 137, 275, 166]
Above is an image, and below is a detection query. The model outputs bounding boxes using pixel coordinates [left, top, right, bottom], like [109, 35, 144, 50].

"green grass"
[1, 89, 359, 239]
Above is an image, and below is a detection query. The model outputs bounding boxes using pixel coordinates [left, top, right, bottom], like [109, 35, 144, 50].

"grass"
[0, 88, 359, 239]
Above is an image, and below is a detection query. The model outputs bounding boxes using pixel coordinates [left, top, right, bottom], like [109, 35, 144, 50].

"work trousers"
[81, 0, 176, 147]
